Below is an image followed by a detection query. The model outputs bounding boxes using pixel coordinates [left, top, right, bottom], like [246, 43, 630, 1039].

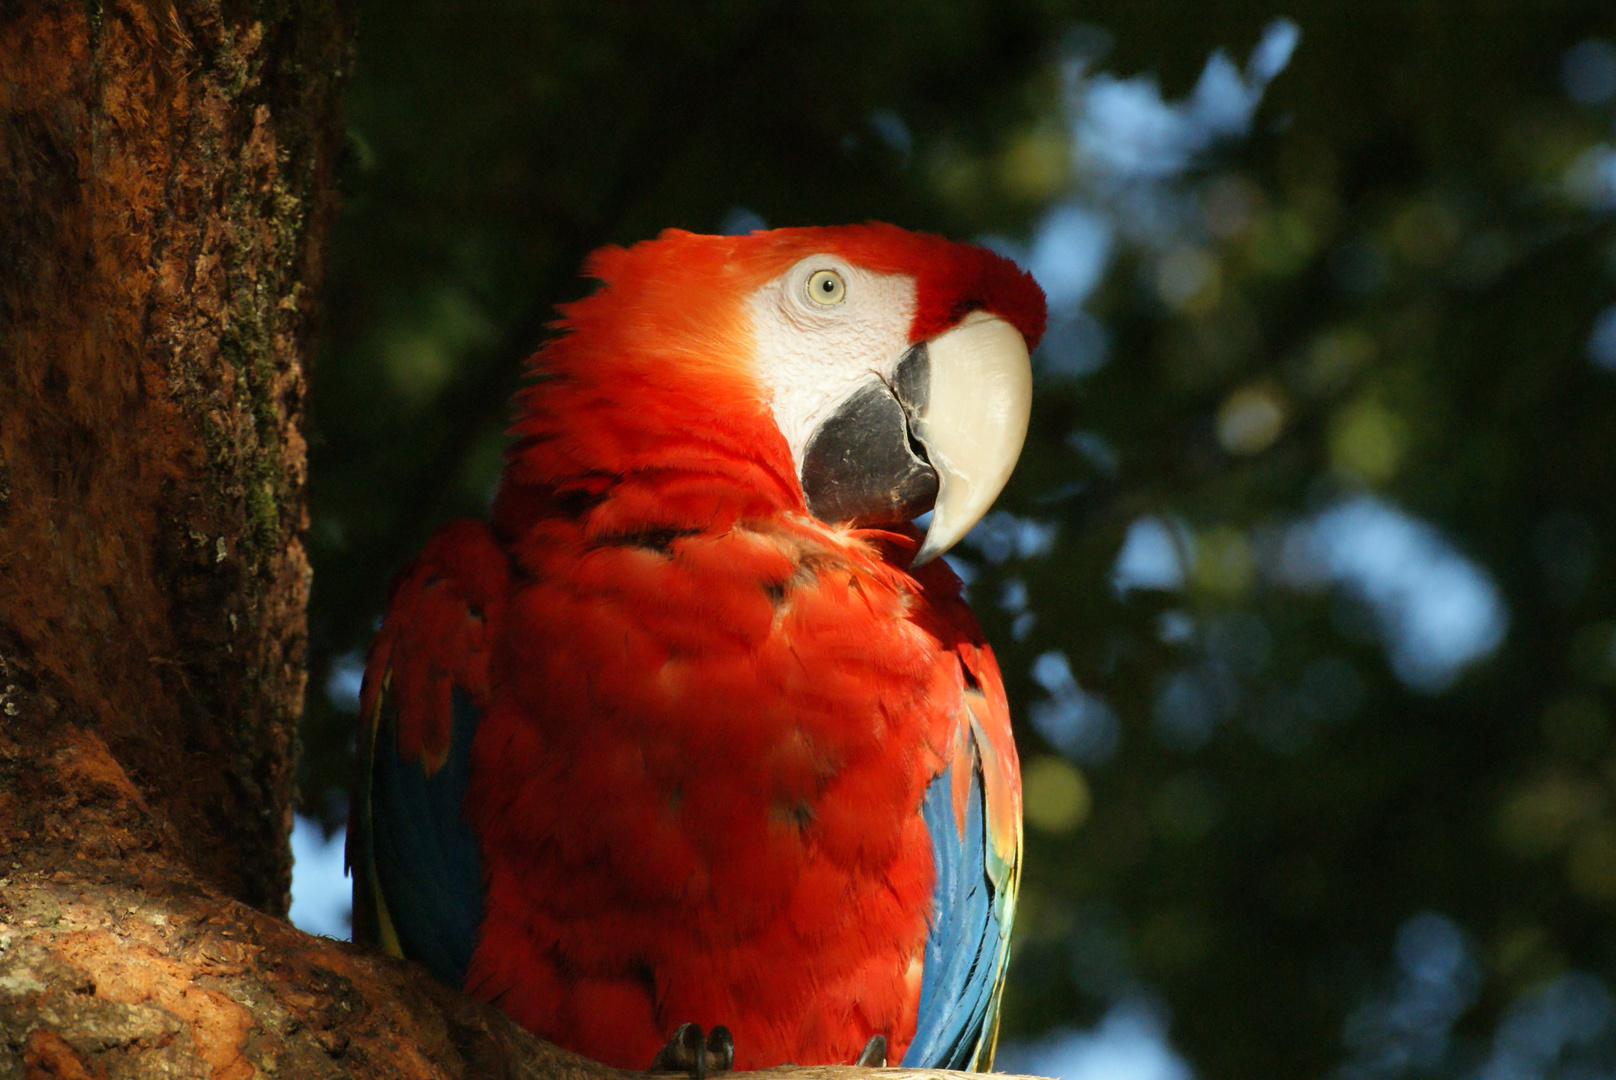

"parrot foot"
[854, 1035, 888, 1068]
[651, 1023, 734, 1079]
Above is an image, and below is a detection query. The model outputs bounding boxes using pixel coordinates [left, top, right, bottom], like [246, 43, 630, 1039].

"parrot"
[348, 223, 1045, 1074]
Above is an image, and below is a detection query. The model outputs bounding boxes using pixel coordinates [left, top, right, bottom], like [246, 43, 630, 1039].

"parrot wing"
[904, 635, 1022, 1072]
[348, 519, 511, 988]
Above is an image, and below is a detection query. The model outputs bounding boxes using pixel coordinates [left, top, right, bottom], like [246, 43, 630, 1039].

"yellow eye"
[806, 269, 846, 306]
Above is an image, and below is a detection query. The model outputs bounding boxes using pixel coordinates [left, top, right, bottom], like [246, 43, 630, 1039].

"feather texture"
[350, 225, 1035, 1071]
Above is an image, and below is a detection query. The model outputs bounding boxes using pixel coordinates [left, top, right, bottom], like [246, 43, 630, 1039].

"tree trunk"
[0, 4, 1041, 1077]
[0, 0, 334, 916]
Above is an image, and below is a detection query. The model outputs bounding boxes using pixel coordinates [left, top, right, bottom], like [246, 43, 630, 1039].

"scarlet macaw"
[349, 224, 1044, 1073]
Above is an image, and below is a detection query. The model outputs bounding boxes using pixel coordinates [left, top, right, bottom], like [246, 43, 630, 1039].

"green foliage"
[304, 2, 1616, 1075]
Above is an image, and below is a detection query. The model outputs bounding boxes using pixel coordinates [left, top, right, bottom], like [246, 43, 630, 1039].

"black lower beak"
[800, 345, 937, 526]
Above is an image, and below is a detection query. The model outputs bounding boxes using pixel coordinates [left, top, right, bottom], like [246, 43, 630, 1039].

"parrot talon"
[855, 1035, 887, 1067]
[705, 1026, 735, 1073]
[652, 1022, 735, 1078]
[651, 1023, 704, 1076]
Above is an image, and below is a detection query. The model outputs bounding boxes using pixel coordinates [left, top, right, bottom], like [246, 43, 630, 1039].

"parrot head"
[505, 223, 1046, 565]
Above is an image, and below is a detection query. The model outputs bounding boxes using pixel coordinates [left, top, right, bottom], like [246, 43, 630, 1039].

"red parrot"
[348, 224, 1045, 1073]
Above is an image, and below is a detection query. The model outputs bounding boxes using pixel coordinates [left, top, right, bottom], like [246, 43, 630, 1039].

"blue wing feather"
[363, 686, 484, 987]
[903, 755, 1005, 1069]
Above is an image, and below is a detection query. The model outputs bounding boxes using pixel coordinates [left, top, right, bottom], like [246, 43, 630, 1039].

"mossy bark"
[0, 0, 336, 914]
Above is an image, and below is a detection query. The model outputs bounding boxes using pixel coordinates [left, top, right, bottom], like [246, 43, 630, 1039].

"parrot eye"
[806, 269, 847, 306]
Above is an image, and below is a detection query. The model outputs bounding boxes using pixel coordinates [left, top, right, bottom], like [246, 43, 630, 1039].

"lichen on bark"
[0, 0, 344, 914]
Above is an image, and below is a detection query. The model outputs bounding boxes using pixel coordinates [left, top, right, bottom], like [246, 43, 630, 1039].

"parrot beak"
[798, 311, 1031, 565]
[909, 312, 1032, 566]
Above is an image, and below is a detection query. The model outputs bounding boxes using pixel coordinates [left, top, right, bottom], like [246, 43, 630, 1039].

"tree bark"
[0, 0, 336, 915]
[0, 4, 1044, 1078]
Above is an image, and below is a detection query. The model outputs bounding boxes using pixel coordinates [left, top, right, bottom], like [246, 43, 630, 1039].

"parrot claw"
[706, 1026, 735, 1073]
[651, 1024, 704, 1076]
[854, 1035, 887, 1068]
[651, 1023, 734, 1079]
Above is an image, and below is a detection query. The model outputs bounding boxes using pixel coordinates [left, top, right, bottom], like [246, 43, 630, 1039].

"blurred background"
[289, 3, 1616, 1077]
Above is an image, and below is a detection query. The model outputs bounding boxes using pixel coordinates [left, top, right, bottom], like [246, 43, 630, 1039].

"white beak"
[910, 312, 1033, 566]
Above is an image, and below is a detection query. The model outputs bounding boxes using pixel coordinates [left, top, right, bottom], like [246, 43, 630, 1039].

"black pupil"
[821, 277, 834, 292]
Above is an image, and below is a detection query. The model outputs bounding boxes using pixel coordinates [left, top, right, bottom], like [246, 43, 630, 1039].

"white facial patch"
[746, 256, 919, 474]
